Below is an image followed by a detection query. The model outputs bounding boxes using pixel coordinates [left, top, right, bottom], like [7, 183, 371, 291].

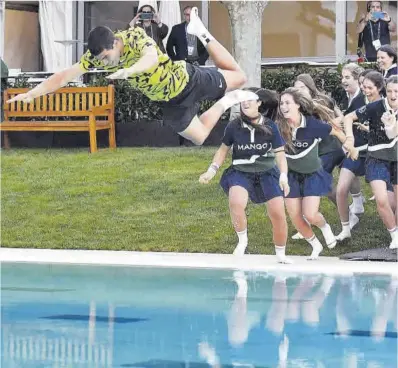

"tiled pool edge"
[1, 248, 397, 277]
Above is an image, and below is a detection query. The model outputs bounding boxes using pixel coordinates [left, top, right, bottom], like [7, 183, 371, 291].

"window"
[209, 1, 336, 59]
[4, 2, 42, 71]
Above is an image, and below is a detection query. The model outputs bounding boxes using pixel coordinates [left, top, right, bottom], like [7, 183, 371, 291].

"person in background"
[129, 4, 168, 54]
[357, 1, 396, 62]
[339, 63, 367, 222]
[344, 75, 398, 249]
[290, 74, 345, 241]
[166, 5, 209, 66]
[277, 88, 357, 259]
[359, 69, 375, 98]
[377, 44, 397, 79]
[336, 71, 386, 241]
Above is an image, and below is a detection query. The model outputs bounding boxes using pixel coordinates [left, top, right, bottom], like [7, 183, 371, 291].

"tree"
[221, 1, 269, 88]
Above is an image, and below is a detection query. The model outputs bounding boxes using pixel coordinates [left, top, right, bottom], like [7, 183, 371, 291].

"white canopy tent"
[159, 0, 181, 46]
[39, 0, 73, 72]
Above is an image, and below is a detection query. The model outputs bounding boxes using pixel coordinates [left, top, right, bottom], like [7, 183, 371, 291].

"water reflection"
[1, 268, 397, 367]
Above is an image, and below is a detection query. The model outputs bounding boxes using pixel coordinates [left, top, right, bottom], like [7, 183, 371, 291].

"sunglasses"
[142, 11, 153, 14]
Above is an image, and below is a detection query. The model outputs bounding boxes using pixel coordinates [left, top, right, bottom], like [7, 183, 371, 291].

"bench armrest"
[89, 104, 113, 115]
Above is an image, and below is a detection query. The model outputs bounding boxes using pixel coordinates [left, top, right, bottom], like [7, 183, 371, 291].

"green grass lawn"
[1, 147, 388, 256]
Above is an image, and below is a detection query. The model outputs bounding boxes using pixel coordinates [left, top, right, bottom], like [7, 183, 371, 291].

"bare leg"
[180, 89, 258, 145]
[370, 180, 396, 230]
[284, 198, 324, 259]
[229, 186, 249, 256]
[302, 196, 336, 249]
[266, 197, 292, 263]
[336, 168, 359, 241]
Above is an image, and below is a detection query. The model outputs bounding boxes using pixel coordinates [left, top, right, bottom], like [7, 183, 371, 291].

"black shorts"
[161, 63, 227, 133]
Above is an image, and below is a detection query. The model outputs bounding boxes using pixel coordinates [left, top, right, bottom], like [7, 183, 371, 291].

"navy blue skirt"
[286, 168, 332, 198]
[220, 166, 283, 204]
[341, 156, 366, 177]
[320, 149, 345, 174]
[366, 157, 397, 186]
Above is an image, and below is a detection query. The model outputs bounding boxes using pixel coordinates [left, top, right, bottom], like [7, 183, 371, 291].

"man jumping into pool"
[7, 7, 257, 145]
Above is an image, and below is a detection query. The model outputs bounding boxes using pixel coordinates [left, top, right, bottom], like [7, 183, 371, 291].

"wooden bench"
[1, 85, 116, 153]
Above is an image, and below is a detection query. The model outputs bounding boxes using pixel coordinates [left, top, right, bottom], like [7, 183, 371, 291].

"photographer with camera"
[357, 1, 396, 62]
[129, 4, 168, 54]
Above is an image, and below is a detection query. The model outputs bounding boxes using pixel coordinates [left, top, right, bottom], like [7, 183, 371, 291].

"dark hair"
[363, 71, 385, 93]
[359, 69, 374, 79]
[239, 87, 280, 135]
[183, 5, 192, 12]
[377, 45, 398, 63]
[87, 26, 115, 56]
[138, 4, 156, 14]
[386, 75, 398, 86]
[367, 1, 382, 12]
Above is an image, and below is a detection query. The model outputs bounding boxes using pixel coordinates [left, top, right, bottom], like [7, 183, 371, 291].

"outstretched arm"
[199, 144, 230, 184]
[106, 45, 158, 80]
[7, 63, 85, 103]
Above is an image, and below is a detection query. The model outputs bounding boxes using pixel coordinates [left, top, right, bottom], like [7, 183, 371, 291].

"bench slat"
[0, 121, 111, 131]
[2, 86, 116, 153]
[5, 111, 109, 117]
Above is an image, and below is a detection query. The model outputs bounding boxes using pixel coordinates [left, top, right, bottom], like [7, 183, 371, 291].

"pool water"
[1, 263, 397, 367]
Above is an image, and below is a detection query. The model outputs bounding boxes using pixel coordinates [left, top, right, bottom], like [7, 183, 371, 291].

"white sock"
[275, 245, 293, 264]
[318, 222, 337, 249]
[388, 227, 397, 241]
[233, 229, 248, 256]
[336, 222, 351, 241]
[237, 229, 248, 244]
[352, 192, 363, 208]
[349, 211, 360, 229]
[186, 7, 215, 46]
[306, 235, 323, 260]
[388, 228, 398, 249]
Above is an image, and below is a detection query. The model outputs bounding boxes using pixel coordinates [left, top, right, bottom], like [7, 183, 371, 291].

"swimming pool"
[1, 260, 397, 368]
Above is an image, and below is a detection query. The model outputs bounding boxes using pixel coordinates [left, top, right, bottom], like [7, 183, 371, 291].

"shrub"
[5, 62, 379, 124]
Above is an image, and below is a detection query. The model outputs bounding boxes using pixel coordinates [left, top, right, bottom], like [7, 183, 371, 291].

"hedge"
[6, 62, 378, 124]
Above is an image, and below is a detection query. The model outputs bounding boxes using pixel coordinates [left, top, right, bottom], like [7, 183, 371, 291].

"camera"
[140, 12, 153, 20]
[372, 11, 385, 20]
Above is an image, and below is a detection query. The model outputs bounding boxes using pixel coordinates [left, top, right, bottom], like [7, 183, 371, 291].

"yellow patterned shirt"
[79, 27, 189, 102]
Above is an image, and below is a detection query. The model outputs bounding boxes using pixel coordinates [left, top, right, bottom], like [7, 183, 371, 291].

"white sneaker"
[321, 223, 337, 249]
[349, 194, 365, 214]
[276, 255, 294, 264]
[336, 228, 351, 241]
[233, 242, 247, 256]
[308, 241, 323, 260]
[389, 238, 398, 249]
[291, 232, 304, 240]
[349, 212, 359, 230]
[221, 90, 259, 110]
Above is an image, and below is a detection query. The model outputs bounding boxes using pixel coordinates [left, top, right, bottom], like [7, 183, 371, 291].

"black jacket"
[166, 22, 209, 65]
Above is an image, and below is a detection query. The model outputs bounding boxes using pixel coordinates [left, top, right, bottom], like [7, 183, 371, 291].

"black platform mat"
[340, 248, 397, 262]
